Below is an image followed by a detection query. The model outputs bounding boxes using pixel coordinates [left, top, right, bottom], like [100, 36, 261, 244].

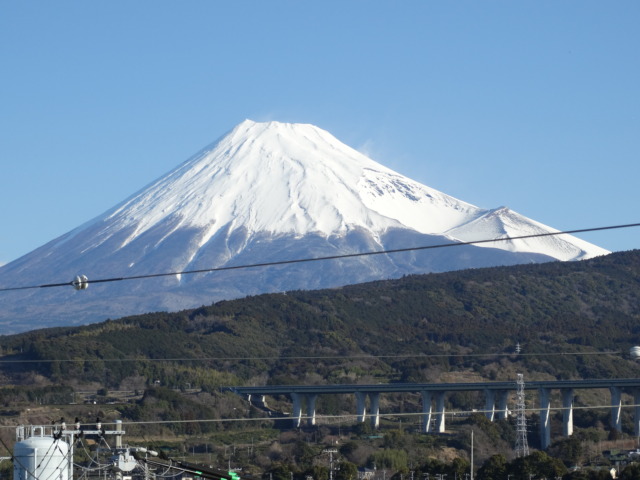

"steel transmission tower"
[514, 373, 530, 457]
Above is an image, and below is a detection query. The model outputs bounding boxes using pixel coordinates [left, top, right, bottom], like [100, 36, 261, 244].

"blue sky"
[1, 1, 638, 265]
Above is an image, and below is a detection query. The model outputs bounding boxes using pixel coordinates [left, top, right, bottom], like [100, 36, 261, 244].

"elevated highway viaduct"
[227, 378, 640, 449]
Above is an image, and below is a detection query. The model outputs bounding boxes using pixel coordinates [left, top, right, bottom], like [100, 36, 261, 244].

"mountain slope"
[3, 249, 639, 388]
[0, 120, 609, 333]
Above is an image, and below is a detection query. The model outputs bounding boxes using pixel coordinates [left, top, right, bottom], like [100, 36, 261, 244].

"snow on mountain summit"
[75, 120, 466, 256]
[85, 119, 606, 262]
[446, 206, 608, 260]
[0, 119, 610, 332]
[103, 119, 407, 240]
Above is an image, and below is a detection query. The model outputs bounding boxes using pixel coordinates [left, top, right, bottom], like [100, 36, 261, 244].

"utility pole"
[470, 429, 474, 480]
[323, 448, 338, 480]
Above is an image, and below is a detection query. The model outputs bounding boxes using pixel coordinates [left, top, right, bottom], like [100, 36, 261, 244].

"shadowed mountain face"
[0, 120, 607, 333]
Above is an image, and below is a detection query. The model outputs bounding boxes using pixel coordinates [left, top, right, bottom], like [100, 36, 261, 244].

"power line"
[0, 222, 638, 293]
[2, 402, 638, 430]
[0, 350, 621, 365]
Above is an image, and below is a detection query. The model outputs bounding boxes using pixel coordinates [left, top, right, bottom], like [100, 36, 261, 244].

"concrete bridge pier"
[435, 391, 446, 433]
[290, 393, 320, 427]
[484, 389, 496, 421]
[562, 388, 574, 437]
[496, 390, 509, 419]
[369, 393, 380, 429]
[610, 386, 622, 432]
[291, 393, 303, 428]
[539, 387, 552, 450]
[484, 389, 509, 421]
[356, 392, 367, 423]
[307, 394, 318, 426]
[421, 391, 433, 433]
[355, 392, 381, 428]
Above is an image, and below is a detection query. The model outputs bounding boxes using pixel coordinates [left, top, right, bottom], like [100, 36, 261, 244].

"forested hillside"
[1, 249, 638, 389]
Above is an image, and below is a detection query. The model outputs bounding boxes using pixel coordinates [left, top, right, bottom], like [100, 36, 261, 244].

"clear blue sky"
[1, 1, 638, 266]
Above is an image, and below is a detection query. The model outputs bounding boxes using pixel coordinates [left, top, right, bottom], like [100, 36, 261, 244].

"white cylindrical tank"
[13, 435, 69, 480]
[631, 346, 640, 359]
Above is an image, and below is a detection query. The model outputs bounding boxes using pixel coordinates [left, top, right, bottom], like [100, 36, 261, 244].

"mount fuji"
[0, 120, 608, 333]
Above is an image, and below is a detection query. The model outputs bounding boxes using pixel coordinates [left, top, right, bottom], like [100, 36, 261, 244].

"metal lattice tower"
[514, 373, 530, 458]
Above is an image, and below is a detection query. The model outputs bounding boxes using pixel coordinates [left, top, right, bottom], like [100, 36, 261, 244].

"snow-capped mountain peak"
[0, 120, 609, 332]
[80, 120, 479, 252]
[84, 119, 605, 261]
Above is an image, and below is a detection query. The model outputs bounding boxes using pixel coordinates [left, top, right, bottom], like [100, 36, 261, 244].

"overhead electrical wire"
[2, 402, 638, 431]
[0, 222, 638, 293]
[0, 350, 621, 365]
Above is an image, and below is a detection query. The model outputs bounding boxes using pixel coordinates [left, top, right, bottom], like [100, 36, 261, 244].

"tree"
[477, 454, 507, 480]
[371, 449, 408, 471]
[619, 463, 640, 480]
[292, 441, 316, 470]
[303, 465, 328, 480]
[336, 461, 358, 480]
[548, 437, 584, 467]
[564, 469, 613, 479]
[264, 463, 294, 480]
[449, 458, 470, 478]
[353, 422, 373, 437]
[507, 451, 567, 480]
